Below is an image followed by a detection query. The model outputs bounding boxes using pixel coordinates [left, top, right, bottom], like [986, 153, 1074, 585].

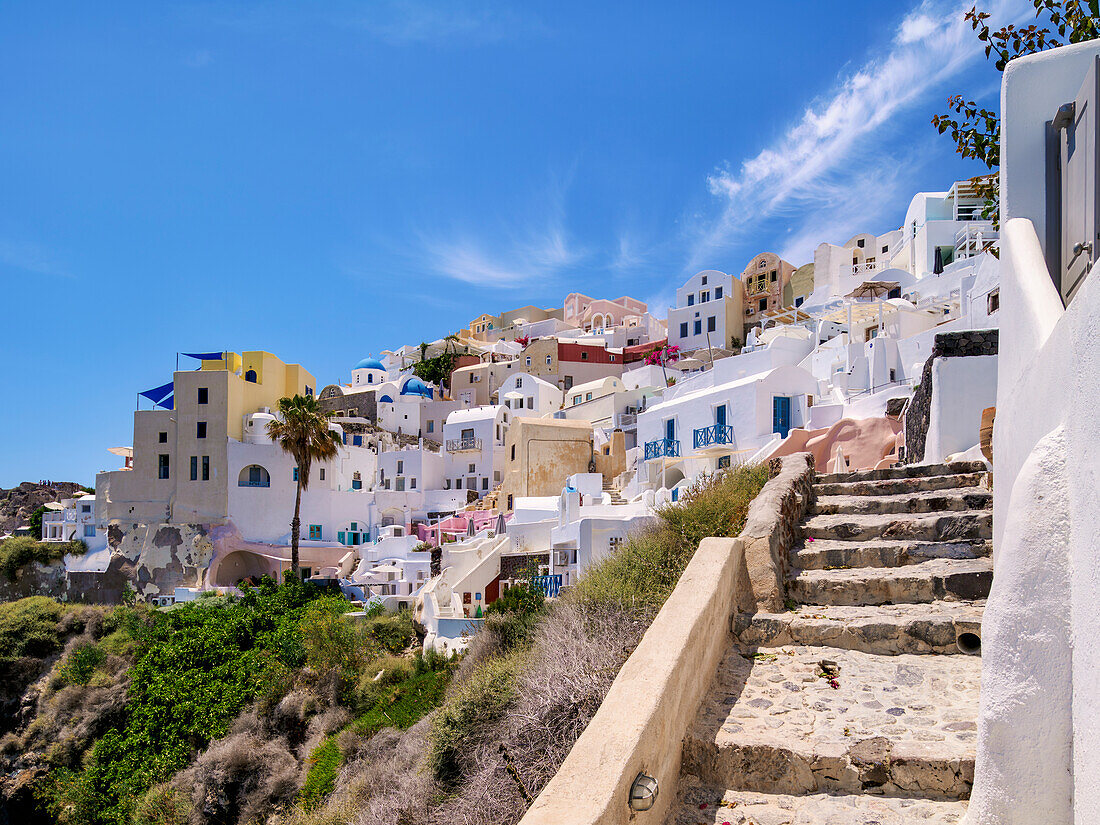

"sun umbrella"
[846, 281, 898, 300]
[466, 517, 477, 538]
[933, 247, 944, 274]
[495, 512, 507, 534]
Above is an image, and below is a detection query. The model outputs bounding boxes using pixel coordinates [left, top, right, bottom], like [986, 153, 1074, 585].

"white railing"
[446, 437, 482, 452]
[955, 222, 999, 259]
[842, 260, 889, 278]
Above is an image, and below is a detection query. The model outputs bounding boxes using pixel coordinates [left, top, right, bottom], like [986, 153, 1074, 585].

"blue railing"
[644, 438, 681, 460]
[238, 481, 271, 487]
[693, 424, 735, 449]
[532, 574, 563, 598]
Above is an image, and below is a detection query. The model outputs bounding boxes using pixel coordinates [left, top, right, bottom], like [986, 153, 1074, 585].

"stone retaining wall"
[517, 453, 815, 825]
[904, 330, 999, 463]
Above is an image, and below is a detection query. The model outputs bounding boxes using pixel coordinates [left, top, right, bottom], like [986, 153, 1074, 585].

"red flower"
[698, 803, 707, 809]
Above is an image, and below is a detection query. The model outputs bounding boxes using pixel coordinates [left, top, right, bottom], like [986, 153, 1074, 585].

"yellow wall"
[197, 351, 315, 440]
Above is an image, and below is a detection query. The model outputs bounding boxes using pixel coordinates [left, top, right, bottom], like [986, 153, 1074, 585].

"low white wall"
[923, 355, 997, 464]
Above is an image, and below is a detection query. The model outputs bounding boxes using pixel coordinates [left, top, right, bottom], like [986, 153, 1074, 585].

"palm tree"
[267, 394, 340, 579]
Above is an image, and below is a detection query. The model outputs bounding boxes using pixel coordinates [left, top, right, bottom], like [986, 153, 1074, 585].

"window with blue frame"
[292, 467, 299, 482]
[308, 524, 322, 540]
[84, 525, 95, 537]
[353, 435, 363, 446]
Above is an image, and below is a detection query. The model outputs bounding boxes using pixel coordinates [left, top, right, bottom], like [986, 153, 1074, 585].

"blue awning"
[181, 351, 224, 361]
[140, 381, 174, 409]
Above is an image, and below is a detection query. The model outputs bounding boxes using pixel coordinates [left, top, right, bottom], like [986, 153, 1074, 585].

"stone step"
[734, 601, 984, 656]
[669, 782, 968, 824]
[816, 461, 987, 485]
[815, 472, 986, 497]
[789, 558, 993, 606]
[791, 538, 992, 571]
[804, 511, 992, 543]
[681, 646, 979, 801]
[812, 489, 991, 517]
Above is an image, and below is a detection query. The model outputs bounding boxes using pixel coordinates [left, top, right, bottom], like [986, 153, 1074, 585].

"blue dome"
[354, 357, 385, 371]
[401, 377, 433, 399]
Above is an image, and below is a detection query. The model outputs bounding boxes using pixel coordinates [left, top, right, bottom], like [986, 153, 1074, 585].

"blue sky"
[0, 0, 1021, 486]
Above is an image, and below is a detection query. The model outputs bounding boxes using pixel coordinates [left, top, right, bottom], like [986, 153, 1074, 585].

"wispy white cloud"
[0, 239, 71, 279]
[421, 225, 582, 288]
[689, 0, 1029, 269]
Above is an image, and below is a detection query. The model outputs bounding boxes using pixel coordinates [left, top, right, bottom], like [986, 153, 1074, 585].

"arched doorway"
[213, 550, 271, 586]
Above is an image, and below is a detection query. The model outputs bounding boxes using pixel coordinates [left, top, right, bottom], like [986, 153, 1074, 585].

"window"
[701, 274, 708, 285]
[305, 386, 313, 397]
[159, 431, 167, 443]
[197, 387, 208, 404]
[190, 456, 198, 481]
[717, 455, 731, 469]
[292, 467, 299, 482]
[353, 434, 362, 446]
[468, 463, 476, 473]
[882, 245, 889, 254]
[482, 478, 489, 490]
[352, 471, 362, 490]
[693, 320, 702, 335]
[888, 287, 902, 299]
[707, 316, 716, 332]
[687, 294, 695, 306]
[889, 368, 897, 382]
[516, 377, 523, 388]
[81, 504, 91, 513]
[202, 456, 210, 481]
[397, 460, 404, 473]
[573, 395, 582, 405]
[586, 392, 593, 401]
[427, 420, 434, 433]
[309, 525, 322, 540]
[987, 289, 1000, 314]
[701, 291, 710, 303]
[525, 356, 532, 366]
[857, 238, 865, 248]
[526, 397, 533, 409]
[158, 454, 170, 479]
[770, 271, 777, 282]
[680, 322, 688, 338]
[564, 376, 573, 390]
[84, 525, 96, 537]
[759, 298, 768, 311]
[581, 351, 588, 360]
[244, 369, 257, 383]
[507, 494, 514, 509]
[715, 286, 723, 299]
[795, 296, 804, 307]
[196, 421, 206, 438]
[367, 374, 374, 383]
[511, 445, 516, 460]
[410, 478, 416, 489]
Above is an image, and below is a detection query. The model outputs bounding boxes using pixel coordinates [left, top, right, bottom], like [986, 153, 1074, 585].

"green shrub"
[570, 463, 770, 611]
[361, 611, 418, 655]
[57, 642, 106, 686]
[352, 666, 452, 739]
[300, 595, 375, 673]
[299, 734, 342, 810]
[427, 651, 525, 784]
[485, 579, 544, 617]
[0, 596, 64, 660]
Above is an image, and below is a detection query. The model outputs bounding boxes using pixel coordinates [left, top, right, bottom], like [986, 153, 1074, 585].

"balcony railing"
[43, 512, 65, 522]
[615, 412, 637, 429]
[532, 574, 562, 598]
[842, 259, 888, 279]
[955, 223, 998, 259]
[693, 424, 735, 450]
[644, 438, 681, 460]
[446, 437, 483, 452]
[238, 480, 271, 488]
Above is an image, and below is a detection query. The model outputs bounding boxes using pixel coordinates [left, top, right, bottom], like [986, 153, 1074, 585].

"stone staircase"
[602, 476, 627, 505]
[669, 461, 991, 824]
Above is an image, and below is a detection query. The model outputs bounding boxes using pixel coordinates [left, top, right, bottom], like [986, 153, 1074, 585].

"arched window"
[238, 465, 271, 487]
[244, 369, 257, 383]
[368, 374, 374, 384]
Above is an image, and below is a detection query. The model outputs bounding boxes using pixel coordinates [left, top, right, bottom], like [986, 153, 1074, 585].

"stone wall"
[0, 561, 130, 605]
[318, 388, 377, 424]
[500, 552, 550, 580]
[904, 330, 998, 463]
[518, 453, 815, 825]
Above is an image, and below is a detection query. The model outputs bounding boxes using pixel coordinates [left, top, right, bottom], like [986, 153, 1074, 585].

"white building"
[442, 406, 509, 495]
[667, 269, 745, 354]
[494, 372, 563, 418]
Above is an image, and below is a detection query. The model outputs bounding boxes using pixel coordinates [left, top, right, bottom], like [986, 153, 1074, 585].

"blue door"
[772, 396, 791, 438]
[665, 419, 676, 442]
[716, 404, 726, 427]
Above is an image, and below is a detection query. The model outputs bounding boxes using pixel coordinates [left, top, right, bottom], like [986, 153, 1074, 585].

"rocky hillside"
[0, 483, 87, 536]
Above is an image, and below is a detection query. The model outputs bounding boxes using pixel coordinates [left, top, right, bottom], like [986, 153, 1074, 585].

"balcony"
[238, 480, 271, 488]
[955, 223, 998, 259]
[841, 259, 888, 279]
[532, 574, 562, 598]
[43, 512, 65, 522]
[693, 424, 735, 450]
[615, 412, 637, 430]
[446, 437, 483, 452]
[644, 438, 681, 460]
